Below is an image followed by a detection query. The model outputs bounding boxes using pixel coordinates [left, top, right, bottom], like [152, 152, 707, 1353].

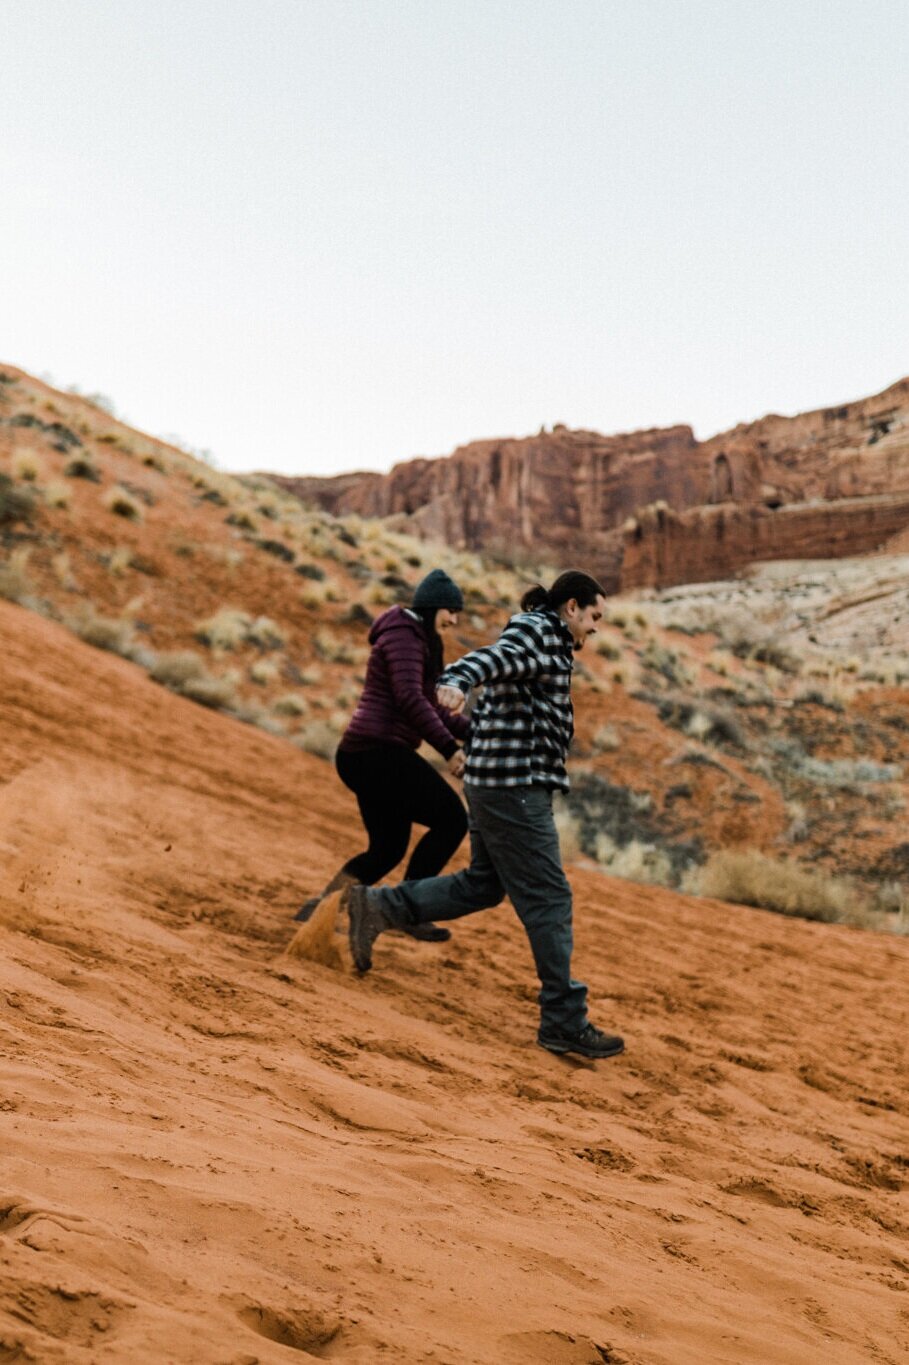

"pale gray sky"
[2, 0, 907, 474]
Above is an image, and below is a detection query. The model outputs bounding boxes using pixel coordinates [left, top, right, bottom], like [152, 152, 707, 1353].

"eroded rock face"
[274, 378, 909, 589]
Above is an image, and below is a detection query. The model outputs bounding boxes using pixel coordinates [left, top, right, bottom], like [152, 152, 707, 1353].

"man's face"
[562, 594, 605, 651]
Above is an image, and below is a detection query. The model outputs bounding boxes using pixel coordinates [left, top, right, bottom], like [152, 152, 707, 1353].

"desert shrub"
[196, 608, 252, 651]
[13, 450, 44, 482]
[771, 740, 901, 788]
[248, 615, 286, 649]
[43, 480, 71, 509]
[250, 658, 280, 685]
[141, 451, 167, 471]
[258, 538, 295, 562]
[294, 718, 342, 760]
[0, 548, 37, 604]
[595, 834, 674, 887]
[643, 691, 746, 749]
[594, 636, 622, 661]
[313, 627, 355, 664]
[366, 580, 397, 607]
[196, 607, 286, 654]
[300, 581, 329, 609]
[64, 452, 101, 481]
[296, 665, 323, 686]
[795, 684, 844, 712]
[295, 562, 326, 581]
[148, 650, 207, 688]
[51, 552, 78, 591]
[716, 616, 800, 674]
[0, 472, 36, 525]
[692, 850, 855, 923]
[591, 723, 620, 753]
[103, 485, 143, 520]
[66, 604, 137, 658]
[146, 650, 239, 710]
[872, 880, 908, 923]
[104, 547, 134, 577]
[225, 509, 258, 531]
[179, 673, 238, 709]
[272, 692, 309, 717]
[641, 641, 690, 686]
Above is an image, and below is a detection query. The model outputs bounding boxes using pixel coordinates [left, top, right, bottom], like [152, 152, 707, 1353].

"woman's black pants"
[335, 744, 467, 885]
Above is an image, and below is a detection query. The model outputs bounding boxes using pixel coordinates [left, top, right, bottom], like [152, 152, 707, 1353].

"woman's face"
[435, 608, 459, 633]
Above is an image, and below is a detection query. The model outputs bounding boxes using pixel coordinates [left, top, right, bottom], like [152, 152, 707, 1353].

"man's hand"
[447, 749, 466, 779]
[437, 684, 467, 714]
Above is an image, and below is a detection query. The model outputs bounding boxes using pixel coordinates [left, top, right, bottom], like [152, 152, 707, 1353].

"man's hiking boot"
[294, 870, 355, 922]
[537, 1022, 625, 1060]
[344, 883, 403, 973]
[400, 921, 451, 943]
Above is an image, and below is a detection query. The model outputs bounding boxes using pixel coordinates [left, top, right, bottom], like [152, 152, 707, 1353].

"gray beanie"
[412, 568, 464, 612]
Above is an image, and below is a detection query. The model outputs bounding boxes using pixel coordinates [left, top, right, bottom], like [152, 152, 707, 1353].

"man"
[343, 569, 624, 1061]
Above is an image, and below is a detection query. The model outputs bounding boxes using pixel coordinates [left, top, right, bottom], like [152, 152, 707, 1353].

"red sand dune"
[1, 598, 907, 1364]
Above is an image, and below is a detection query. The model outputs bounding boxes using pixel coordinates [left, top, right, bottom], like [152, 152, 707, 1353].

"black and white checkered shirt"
[439, 608, 575, 791]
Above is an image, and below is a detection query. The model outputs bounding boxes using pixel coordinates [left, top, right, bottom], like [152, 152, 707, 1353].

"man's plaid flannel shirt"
[438, 608, 575, 791]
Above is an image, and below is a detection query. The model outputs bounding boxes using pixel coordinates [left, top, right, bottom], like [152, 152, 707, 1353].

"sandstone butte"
[277, 376, 909, 592]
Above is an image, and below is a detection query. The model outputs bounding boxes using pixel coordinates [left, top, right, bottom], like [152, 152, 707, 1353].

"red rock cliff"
[273, 377, 909, 589]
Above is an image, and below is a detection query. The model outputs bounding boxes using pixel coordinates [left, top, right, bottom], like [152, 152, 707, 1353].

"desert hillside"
[1, 363, 909, 1361]
[1, 598, 908, 1364]
[5, 363, 909, 915]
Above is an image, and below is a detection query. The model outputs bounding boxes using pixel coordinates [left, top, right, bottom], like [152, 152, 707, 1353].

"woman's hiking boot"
[399, 921, 451, 943]
[294, 869, 355, 922]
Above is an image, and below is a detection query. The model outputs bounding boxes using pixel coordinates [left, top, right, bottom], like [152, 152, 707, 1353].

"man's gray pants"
[372, 784, 588, 1034]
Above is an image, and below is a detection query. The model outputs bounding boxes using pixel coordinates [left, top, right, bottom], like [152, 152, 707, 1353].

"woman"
[295, 568, 469, 941]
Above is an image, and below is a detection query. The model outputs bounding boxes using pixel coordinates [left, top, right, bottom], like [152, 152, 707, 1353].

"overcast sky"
[2, 1, 907, 475]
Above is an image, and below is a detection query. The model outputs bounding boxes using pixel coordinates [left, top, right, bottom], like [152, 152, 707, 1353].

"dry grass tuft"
[179, 674, 239, 709]
[293, 718, 342, 760]
[148, 650, 208, 689]
[66, 603, 137, 658]
[250, 658, 280, 685]
[51, 552, 79, 591]
[195, 608, 287, 652]
[0, 548, 37, 604]
[692, 849, 856, 924]
[13, 450, 44, 482]
[43, 479, 72, 509]
[272, 693, 309, 717]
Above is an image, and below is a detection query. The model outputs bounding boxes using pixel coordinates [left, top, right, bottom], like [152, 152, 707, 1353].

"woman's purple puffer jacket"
[339, 606, 469, 758]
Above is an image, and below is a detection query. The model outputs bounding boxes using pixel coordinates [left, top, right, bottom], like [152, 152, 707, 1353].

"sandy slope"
[1, 599, 907, 1365]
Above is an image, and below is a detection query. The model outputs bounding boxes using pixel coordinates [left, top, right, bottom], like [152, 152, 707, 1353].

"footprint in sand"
[235, 1299, 343, 1356]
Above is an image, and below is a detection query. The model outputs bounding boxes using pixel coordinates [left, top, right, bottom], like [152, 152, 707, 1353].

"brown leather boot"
[293, 869, 356, 922]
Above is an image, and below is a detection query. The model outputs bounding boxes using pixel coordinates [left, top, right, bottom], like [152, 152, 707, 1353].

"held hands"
[437, 684, 467, 714]
[447, 749, 466, 779]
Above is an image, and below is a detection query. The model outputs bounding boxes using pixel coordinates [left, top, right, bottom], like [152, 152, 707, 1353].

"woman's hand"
[447, 749, 466, 778]
[437, 684, 467, 714]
